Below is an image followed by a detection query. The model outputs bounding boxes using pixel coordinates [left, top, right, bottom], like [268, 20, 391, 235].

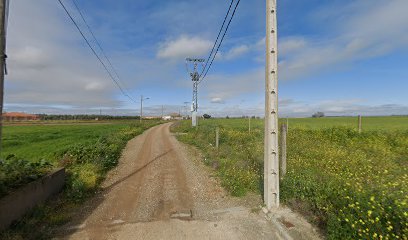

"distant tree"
[226, 115, 230, 119]
[312, 112, 325, 118]
[203, 114, 211, 119]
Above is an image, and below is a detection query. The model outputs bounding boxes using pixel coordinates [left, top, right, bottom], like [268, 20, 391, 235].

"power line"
[70, 0, 134, 98]
[200, 0, 235, 77]
[199, 0, 241, 84]
[57, 0, 137, 104]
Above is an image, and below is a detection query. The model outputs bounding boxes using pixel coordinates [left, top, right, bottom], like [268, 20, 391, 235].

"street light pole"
[140, 95, 149, 123]
[140, 95, 142, 123]
[183, 101, 189, 119]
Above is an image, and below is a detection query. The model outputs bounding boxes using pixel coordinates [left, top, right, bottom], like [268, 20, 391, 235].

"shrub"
[0, 156, 52, 198]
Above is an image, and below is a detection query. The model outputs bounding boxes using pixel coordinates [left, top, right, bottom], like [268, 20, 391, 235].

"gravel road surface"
[55, 123, 318, 240]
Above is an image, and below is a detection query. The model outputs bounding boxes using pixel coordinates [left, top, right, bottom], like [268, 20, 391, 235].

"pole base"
[192, 112, 197, 127]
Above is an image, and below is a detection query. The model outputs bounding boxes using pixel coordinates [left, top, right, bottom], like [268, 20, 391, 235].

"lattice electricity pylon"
[185, 58, 205, 126]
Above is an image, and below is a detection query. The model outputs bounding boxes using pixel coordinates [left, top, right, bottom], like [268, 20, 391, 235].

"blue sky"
[4, 0, 408, 117]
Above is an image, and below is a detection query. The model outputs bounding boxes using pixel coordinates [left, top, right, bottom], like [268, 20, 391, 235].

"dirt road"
[56, 123, 318, 240]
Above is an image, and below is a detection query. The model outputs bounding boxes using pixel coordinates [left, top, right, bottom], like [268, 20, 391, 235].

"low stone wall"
[0, 168, 65, 231]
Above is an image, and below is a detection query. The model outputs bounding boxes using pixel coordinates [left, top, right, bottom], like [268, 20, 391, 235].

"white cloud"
[12, 46, 50, 70]
[157, 35, 212, 60]
[255, 37, 265, 49]
[278, 98, 408, 117]
[202, 68, 264, 101]
[6, 0, 125, 108]
[279, 38, 306, 55]
[84, 81, 107, 91]
[210, 97, 225, 104]
[224, 45, 250, 60]
[278, 0, 408, 81]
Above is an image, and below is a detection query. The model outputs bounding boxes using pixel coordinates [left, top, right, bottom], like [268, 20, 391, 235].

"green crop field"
[0, 120, 160, 199]
[1, 123, 128, 162]
[0, 120, 161, 239]
[196, 116, 408, 131]
[285, 116, 408, 130]
[173, 116, 408, 239]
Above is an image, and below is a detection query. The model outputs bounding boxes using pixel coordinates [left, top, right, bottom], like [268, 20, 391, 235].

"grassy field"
[286, 116, 408, 130]
[197, 116, 408, 131]
[173, 116, 408, 239]
[1, 123, 129, 162]
[0, 120, 161, 239]
[0, 120, 161, 195]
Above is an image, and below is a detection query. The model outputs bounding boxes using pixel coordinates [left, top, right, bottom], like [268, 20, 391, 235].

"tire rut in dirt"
[151, 124, 194, 220]
[81, 126, 160, 238]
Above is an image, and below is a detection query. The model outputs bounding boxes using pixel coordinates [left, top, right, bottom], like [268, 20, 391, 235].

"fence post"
[358, 115, 362, 133]
[248, 117, 251, 133]
[281, 123, 287, 177]
[216, 127, 219, 149]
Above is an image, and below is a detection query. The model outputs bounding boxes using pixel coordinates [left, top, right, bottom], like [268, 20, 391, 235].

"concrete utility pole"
[0, 0, 7, 154]
[140, 95, 149, 123]
[264, 0, 279, 209]
[186, 58, 205, 127]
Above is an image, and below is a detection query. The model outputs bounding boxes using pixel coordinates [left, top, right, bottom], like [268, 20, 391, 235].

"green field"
[285, 116, 408, 130]
[197, 116, 408, 131]
[1, 123, 129, 162]
[0, 120, 160, 198]
[0, 120, 161, 239]
[174, 116, 408, 239]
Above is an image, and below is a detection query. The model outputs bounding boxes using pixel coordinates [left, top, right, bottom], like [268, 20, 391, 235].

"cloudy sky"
[4, 0, 408, 117]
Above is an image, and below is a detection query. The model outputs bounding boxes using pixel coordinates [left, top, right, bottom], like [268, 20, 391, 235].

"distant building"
[2, 112, 40, 121]
[144, 116, 161, 120]
[162, 113, 183, 121]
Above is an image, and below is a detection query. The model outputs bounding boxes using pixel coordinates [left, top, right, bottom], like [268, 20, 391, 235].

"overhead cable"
[57, 0, 137, 103]
[200, 0, 235, 77]
[70, 0, 134, 98]
[199, 0, 241, 84]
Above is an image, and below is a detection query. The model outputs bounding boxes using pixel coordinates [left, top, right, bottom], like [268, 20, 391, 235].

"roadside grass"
[0, 120, 162, 239]
[173, 117, 408, 239]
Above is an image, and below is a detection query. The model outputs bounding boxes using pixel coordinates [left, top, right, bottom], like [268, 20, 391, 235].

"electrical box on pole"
[264, 0, 279, 210]
[185, 58, 205, 127]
